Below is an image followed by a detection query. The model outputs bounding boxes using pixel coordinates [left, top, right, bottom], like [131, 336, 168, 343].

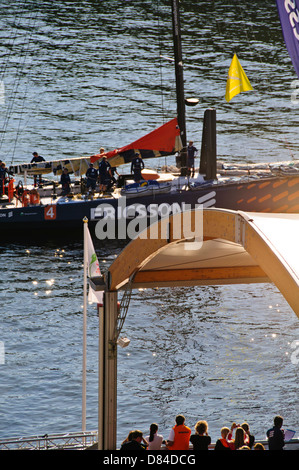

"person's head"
[127, 431, 134, 441]
[149, 423, 158, 442]
[175, 414, 185, 426]
[150, 423, 158, 434]
[188, 141, 193, 145]
[220, 427, 230, 439]
[241, 422, 249, 433]
[254, 442, 265, 450]
[131, 430, 143, 442]
[63, 167, 68, 173]
[99, 147, 105, 153]
[274, 415, 283, 428]
[234, 427, 246, 449]
[194, 420, 208, 435]
[33, 152, 38, 156]
[121, 430, 134, 444]
[89, 163, 93, 167]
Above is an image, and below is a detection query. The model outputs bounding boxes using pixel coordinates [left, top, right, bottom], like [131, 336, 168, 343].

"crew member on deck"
[107, 166, 119, 190]
[98, 156, 112, 193]
[60, 168, 71, 196]
[187, 141, 197, 177]
[131, 153, 144, 182]
[86, 163, 98, 194]
[0, 162, 8, 196]
[31, 151, 45, 187]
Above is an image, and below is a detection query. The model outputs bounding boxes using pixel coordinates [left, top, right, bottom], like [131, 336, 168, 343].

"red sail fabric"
[90, 118, 181, 165]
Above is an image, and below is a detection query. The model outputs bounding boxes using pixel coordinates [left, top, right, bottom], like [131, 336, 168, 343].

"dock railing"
[0, 430, 98, 450]
[0, 430, 298, 450]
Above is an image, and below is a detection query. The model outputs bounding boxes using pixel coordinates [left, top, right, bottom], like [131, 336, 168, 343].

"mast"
[171, 0, 187, 174]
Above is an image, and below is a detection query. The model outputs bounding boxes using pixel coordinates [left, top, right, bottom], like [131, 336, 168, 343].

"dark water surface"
[0, 0, 298, 446]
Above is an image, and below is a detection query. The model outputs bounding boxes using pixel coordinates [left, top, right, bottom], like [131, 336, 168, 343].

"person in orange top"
[166, 414, 191, 451]
[214, 427, 232, 451]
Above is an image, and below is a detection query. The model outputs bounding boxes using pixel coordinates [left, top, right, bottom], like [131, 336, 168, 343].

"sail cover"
[90, 118, 182, 167]
[276, 0, 299, 78]
[9, 118, 182, 176]
[10, 157, 92, 177]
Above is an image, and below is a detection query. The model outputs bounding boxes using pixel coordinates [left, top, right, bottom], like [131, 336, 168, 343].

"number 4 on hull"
[44, 205, 57, 220]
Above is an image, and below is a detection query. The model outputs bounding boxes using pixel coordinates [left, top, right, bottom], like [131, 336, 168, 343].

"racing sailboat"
[1, 0, 299, 238]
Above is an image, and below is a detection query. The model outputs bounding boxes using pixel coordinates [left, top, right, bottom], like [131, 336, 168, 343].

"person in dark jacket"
[60, 168, 71, 195]
[120, 430, 147, 451]
[98, 156, 112, 192]
[266, 415, 285, 450]
[86, 163, 98, 194]
[31, 151, 45, 186]
[190, 420, 211, 450]
[0, 162, 8, 195]
[186, 141, 197, 177]
[131, 153, 144, 182]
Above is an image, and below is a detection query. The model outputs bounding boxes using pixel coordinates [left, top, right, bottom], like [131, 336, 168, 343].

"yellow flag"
[225, 53, 253, 102]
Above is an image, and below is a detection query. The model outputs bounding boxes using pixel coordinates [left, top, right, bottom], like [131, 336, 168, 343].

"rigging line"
[12, 1, 91, 158]
[0, 1, 27, 81]
[157, 0, 165, 124]
[10, 8, 41, 164]
[3, 0, 74, 159]
[156, 0, 174, 168]
[0, 2, 37, 155]
[0, 1, 30, 148]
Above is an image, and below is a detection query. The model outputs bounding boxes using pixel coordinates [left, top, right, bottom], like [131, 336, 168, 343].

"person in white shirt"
[145, 423, 164, 450]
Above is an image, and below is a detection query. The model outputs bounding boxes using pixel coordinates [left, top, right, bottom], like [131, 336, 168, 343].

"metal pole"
[82, 218, 88, 433]
[171, 0, 187, 173]
[98, 296, 104, 449]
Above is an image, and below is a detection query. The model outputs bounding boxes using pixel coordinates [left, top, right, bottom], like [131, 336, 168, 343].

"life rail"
[0, 430, 98, 450]
[0, 431, 298, 450]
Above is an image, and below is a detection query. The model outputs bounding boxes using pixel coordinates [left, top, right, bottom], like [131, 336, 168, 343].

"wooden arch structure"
[108, 209, 299, 316]
[96, 208, 299, 449]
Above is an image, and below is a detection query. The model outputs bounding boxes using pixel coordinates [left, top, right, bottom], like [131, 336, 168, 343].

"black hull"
[1, 176, 299, 241]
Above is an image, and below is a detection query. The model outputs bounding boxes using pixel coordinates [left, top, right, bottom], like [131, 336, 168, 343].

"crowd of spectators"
[120, 414, 287, 451]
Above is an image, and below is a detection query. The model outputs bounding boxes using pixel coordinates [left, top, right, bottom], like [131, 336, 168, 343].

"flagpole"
[82, 217, 88, 433]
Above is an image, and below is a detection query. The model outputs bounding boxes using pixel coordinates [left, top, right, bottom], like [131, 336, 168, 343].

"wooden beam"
[98, 291, 118, 450]
[133, 265, 267, 285]
[244, 222, 299, 319]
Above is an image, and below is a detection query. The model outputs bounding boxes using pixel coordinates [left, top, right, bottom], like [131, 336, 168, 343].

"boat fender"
[22, 190, 30, 207]
[7, 179, 15, 202]
[29, 189, 40, 205]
